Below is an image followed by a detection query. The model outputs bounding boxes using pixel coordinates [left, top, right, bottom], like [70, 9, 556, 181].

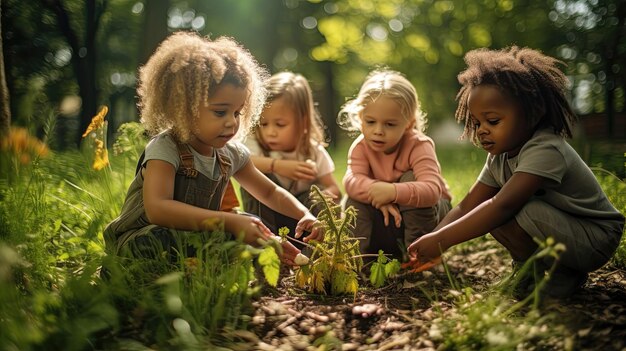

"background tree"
[551, 0, 625, 136]
[2, 0, 622, 149]
[39, 0, 107, 145]
[0, 0, 10, 137]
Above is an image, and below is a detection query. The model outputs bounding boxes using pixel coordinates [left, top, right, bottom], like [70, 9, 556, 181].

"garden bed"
[244, 238, 626, 350]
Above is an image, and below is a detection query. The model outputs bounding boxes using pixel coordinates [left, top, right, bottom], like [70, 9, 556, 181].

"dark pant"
[344, 196, 451, 260]
[241, 187, 314, 250]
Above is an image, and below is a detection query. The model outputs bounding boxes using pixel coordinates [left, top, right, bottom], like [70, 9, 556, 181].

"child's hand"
[407, 232, 446, 263]
[229, 215, 274, 246]
[367, 182, 396, 208]
[279, 239, 301, 265]
[295, 212, 323, 242]
[275, 159, 317, 181]
[266, 236, 302, 265]
[321, 189, 339, 201]
[379, 203, 402, 228]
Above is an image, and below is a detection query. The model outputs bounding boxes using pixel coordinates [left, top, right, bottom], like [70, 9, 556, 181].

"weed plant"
[423, 238, 570, 350]
[294, 185, 362, 295]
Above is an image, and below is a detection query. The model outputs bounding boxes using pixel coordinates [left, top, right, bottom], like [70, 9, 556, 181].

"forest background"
[1, 1, 625, 349]
[1, 0, 624, 172]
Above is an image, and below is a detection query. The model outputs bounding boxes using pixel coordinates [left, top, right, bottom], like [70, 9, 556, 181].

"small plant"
[294, 185, 362, 295]
[369, 250, 401, 288]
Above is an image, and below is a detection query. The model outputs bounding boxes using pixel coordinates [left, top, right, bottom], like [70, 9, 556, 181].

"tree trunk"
[140, 0, 169, 66]
[0, 0, 10, 137]
[42, 0, 104, 146]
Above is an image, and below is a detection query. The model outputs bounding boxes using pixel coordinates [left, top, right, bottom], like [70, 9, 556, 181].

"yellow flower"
[184, 257, 200, 275]
[82, 106, 109, 138]
[92, 141, 109, 170]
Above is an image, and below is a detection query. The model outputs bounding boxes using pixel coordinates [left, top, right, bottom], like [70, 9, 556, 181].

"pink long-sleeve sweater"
[343, 129, 452, 207]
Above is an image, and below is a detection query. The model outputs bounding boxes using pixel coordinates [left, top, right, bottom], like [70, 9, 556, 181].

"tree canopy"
[2, 0, 623, 147]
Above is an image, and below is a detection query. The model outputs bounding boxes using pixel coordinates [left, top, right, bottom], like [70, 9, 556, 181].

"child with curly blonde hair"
[104, 32, 320, 265]
[408, 47, 624, 298]
[241, 72, 341, 245]
[340, 70, 452, 259]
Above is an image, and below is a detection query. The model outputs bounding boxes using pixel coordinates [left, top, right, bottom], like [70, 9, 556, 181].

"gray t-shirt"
[144, 133, 250, 179]
[478, 129, 624, 223]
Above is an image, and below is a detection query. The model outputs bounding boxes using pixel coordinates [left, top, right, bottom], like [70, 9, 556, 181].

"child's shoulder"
[404, 130, 435, 148]
[224, 140, 250, 157]
[146, 131, 176, 150]
[520, 129, 569, 155]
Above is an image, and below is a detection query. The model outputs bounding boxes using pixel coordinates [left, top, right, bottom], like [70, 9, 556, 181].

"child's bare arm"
[248, 155, 274, 173]
[142, 160, 270, 245]
[317, 172, 341, 200]
[409, 172, 544, 262]
[236, 160, 322, 241]
[235, 160, 309, 220]
[433, 181, 499, 231]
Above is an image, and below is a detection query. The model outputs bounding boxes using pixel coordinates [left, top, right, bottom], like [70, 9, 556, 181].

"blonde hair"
[255, 71, 326, 158]
[137, 31, 268, 143]
[338, 70, 427, 134]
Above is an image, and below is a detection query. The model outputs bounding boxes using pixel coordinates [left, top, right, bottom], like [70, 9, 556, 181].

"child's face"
[467, 84, 531, 157]
[360, 96, 413, 154]
[258, 96, 299, 152]
[190, 83, 247, 155]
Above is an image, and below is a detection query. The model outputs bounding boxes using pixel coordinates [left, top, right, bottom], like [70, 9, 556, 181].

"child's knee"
[398, 170, 415, 183]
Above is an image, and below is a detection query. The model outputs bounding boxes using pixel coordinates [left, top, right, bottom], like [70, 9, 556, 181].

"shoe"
[509, 260, 538, 299]
[540, 266, 588, 298]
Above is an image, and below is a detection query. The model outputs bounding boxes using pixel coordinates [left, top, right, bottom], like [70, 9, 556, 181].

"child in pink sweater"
[340, 70, 452, 259]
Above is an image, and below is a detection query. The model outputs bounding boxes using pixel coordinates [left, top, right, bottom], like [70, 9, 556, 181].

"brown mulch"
[242, 238, 626, 351]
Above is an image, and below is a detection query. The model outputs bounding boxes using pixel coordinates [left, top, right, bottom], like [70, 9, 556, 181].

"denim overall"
[239, 150, 316, 249]
[104, 141, 231, 258]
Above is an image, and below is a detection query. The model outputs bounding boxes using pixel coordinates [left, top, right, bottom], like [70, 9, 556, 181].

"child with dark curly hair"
[104, 32, 320, 265]
[408, 47, 624, 298]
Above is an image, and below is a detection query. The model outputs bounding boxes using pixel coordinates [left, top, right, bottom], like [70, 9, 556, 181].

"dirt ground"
[241, 238, 626, 351]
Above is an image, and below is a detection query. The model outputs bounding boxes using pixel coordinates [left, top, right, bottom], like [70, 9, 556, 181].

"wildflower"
[82, 106, 108, 138]
[81, 106, 110, 171]
[184, 257, 200, 275]
[0, 127, 50, 164]
[92, 139, 109, 171]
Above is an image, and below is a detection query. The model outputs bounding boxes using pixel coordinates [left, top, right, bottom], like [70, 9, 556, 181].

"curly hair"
[253, 71, 327, 159]
[455, 46, 577, 144]
[137, 31, 268, 143]
[338, 70, 427, 135]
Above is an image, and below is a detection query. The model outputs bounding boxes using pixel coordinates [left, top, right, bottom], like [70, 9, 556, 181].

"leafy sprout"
[294, 185, 362, 296]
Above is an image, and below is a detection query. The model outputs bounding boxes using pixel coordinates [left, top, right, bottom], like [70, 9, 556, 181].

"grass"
[0, 122, 624, 349]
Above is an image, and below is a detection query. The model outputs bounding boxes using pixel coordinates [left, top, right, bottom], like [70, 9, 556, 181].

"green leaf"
[278, 226, 290, 239]
[384, 259, 401, 277]
[376, 250, 388, 264]
[370, 261, 386, 288]
[259, 246, 280, 287]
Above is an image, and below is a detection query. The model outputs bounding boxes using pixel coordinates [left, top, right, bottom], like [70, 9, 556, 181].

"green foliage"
[369, 250, 401, 288]
[258, 246, 280, 287]
[593, 169, 626, 269]
[112, 122, 149, 166]
[0, 121, 266, 349]
[294, 185, 362, 296]
[431, 238, 571, 350]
